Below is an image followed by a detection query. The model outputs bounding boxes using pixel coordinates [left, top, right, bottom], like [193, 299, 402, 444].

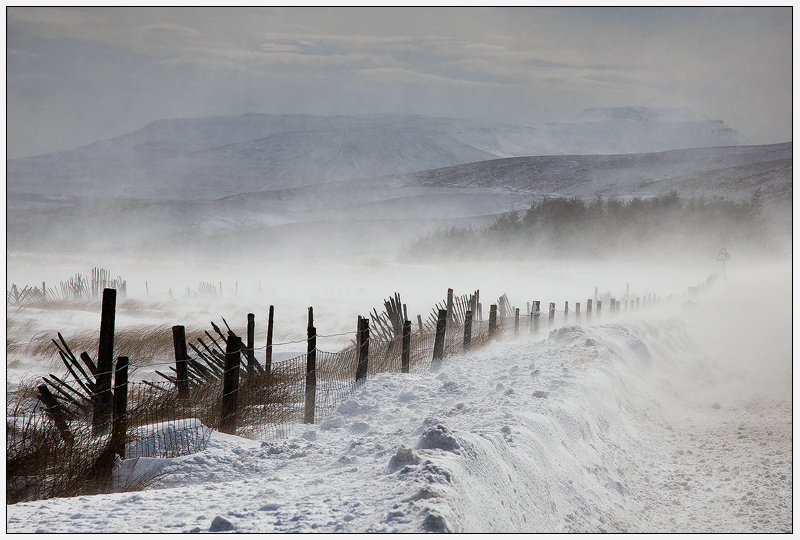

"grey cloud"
[138, 22, 201, 37]
[6, 7, 791, 159]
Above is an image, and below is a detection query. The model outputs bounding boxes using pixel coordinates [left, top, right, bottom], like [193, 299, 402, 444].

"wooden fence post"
[246, 313, 256, 375]
[463, 310, 473, 352]
[575, 302, 581, 321]
[37, 384, 73, 444]
[417, 314, 424, 333]
[488, 304, 498, 339]
[431, 309, 447, 369]
[548, 302, 555, 325]
[401, 320, 411, 374]
[564, 301, 569, 321]
[532, 301, 540, 333]
[636, 297, 640, 309]
[94, 288, 116, 435]
[172, 325, 189, 399]
[305, 308, 316, 424]
[112, 356, 128, 458]
[597, 300, 602, 318]
[356, 316, 370, 382]
[221, 335, 241, 434]
[587, 299, 592, 319]
[265, 305, 274, 375]
[446, 288, 454, 325]
[514, 308, 520, 336]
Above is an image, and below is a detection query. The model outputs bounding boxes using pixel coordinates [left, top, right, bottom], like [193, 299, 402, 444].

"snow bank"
[6, 265, 791, 532]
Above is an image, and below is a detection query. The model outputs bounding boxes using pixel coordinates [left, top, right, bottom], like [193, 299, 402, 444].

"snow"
[6, 262, 791, 533]
[8, 110, 750, 201]
[7, 141, 789, 255]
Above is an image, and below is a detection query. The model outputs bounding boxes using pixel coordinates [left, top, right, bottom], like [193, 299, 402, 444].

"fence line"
[8, 274, 718, 504]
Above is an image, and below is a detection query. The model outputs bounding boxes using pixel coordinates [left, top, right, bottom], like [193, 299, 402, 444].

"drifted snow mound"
[417, 424, 461, 453]
[380, 317, 747, 533]
[8, 301, 791, 533]
[126, 419, 212, 459]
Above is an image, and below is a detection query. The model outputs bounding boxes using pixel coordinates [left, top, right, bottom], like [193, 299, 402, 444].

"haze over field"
[5, 7, 792, 534]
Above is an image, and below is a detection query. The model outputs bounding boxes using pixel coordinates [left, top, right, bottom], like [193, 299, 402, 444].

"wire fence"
[8, 278, 696, 505]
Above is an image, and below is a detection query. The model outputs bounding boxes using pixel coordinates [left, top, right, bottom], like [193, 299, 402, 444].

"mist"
[6, 7, 791, 533]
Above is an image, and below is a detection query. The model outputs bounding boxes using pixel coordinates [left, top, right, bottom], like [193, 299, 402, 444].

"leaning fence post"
[221, 334, 241, 434]
[37, 384, 73, 444]
[265, 305, 274, 375]
[94, 288, 116, 435]
[305, 308, 316, 424]
[401, 320, 411, 374]
[463, 309, 473, 352]
[172, 325, 189, 399]
[514, 308, 520, 336]
[431, 309, 447, 369]
[356, 316, 369, 382]
[488, 304, 498, 339]
[246, 313, 256, 375]
[548, 302, 555, 325]
[112, 356, 128, 458]
[417, 314, 424, 333]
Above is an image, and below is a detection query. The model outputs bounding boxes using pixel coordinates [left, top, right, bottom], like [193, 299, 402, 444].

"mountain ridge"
[8, 109, 753, 200]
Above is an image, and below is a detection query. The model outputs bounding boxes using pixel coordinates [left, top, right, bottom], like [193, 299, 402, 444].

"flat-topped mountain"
[8, 109, 749, 200]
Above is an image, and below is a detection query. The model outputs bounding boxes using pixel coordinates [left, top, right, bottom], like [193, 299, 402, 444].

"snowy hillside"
[6, 264, 791, 533]
[7, 142, 791, 255]
[7, 109, 750, 200]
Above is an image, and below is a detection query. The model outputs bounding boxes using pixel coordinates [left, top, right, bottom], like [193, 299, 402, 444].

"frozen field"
[5, 256, 792, 533]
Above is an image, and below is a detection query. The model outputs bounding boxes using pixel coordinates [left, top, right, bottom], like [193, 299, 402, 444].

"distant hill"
[7, 109, 750, 200]
[7, 142, 789, 255]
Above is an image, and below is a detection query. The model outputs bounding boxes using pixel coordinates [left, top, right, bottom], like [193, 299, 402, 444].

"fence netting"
[9, 289, 651, 504]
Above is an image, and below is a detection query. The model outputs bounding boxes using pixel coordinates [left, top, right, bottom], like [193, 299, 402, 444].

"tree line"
[407, 192, 770, 260]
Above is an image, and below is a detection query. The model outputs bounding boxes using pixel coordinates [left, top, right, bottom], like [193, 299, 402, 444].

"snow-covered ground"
[6, 262, 791, 533]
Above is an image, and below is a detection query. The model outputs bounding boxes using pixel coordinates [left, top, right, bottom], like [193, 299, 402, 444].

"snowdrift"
[8, 275, 791, 532]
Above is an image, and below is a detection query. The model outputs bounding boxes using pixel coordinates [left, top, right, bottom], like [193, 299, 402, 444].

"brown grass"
[27, 325, 209, 374]
[7, 296, 513, 504]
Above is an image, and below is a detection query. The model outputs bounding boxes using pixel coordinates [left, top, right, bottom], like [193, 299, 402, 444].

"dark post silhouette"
[265, 305, 274, 374]
[356, 316, 370, 382]
[305, 308, 316, 424]
[94, 288, 116, 435]
[221, 335, 241, 434]
[401, 320, 411, 374]
[246, 313, 256, 375]
[432, 309, 447, 369]
[463, 309, 473, 352]
[172, 325, 189, 399]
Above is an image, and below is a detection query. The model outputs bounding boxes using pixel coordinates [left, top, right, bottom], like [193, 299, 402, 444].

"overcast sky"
[6, 6, 792, 159]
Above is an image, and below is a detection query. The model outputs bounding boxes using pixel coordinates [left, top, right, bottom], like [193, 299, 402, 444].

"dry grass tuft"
[27, 325, 209, 373]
